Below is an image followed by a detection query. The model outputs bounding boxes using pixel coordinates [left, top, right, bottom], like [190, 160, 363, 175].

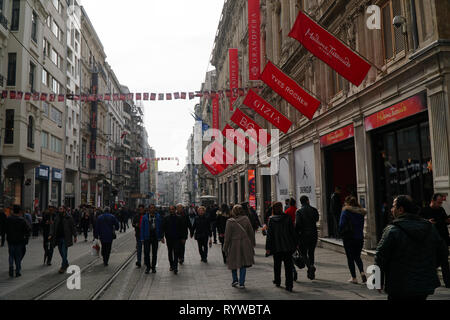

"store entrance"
[373, 117, 432, 241]
[324, 140, 357, 237]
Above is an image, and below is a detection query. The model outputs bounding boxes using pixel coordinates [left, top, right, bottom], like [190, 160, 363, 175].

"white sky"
[81, 0, 225, 172]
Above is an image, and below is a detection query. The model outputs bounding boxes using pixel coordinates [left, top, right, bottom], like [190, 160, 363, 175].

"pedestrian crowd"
[0, 193, 448, 301]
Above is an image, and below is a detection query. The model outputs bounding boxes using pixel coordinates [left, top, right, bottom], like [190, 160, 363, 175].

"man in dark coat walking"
[375, 195, 448, 300]
[94, 207, 119, 266]
[5, 205, 31, 277]
[420, 193, 450, 288]
[132, 205, 146, 268]
[266, 202, 298, 292]
[140, 204, 163, 274]
[162, 205, 188, 274]
[296, 196, 319, 280]
[176, 204, 189, 265]
[49, 207, 77, 273]
[191, 206, 212, 263]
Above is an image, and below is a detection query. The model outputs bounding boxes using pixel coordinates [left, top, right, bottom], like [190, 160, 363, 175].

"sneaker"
[238, 285, 245, 289]
[273, 280, 281, 287]
[152, 269, 156, 274]
[348, 278, 358, 284]
[232, 281, 239, 287]
[170, 267, 174, 271]
[136, 262, 141, 268]
[285, 287, 293, 292]
[104, 262, 108, 266]
[307, 266, 316, 280]
[361, 273, 367, 284]
[145, 268, 150, 274]
[179, 260, 184, 265]
[15, 272, 21, 278]
[174, 270, 178, 275]
[58, 268, 66, 274]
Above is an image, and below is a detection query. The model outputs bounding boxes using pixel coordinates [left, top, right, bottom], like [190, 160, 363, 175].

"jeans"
[136, 239, 143, 264]
[232, 268, 247, 286]
[167, 239, 182, 271]
[8, 243, 24, 273]
[57, 238, 69, 269]
[210, 221, 217, 242]
[299, 235, 317, 268]
[143, 239, 159, 269]
[101, 242, 112, 264]
[197, 237, 208, 260]
[273, 252, 294, 289]
[343, 238, 364, 278]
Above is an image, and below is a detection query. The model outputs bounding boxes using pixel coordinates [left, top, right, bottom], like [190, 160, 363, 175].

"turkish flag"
[289, 10, 371, 86]
[16, 92, 23, 100]
[181, 92, 187, 99]
[139, 160, 148, 173]
[49, 94, 56, 102]
[174, 92, 180, 99]
[127, 93, 134, 100]
[166, 93, 172, 100]
[243, 89, 292, 133]
[136, 93, 142, 100]
[159, 94, 164, 101]
[150, 93, 156, 101]
[230, 108, 271, 146]
[104, 94, 111, 101]
[261, 61, 320, 120]
[33, 93, 40, 101]
[81, 95, 87, 102]
[2, 90, 7, 99]
[97, 94, 104, 101]
[88, 94, 95, 101]
[223, 124, 257, 156]
[40, 93, 47, 101]
[113, 94, 119, 101]
[120, 94, 126, 101]
[58, 94, 65, 102]
[143, 93, 149, 100]
[189, 92, 195, 100]
[10, 91, 16, 99]
[25, 92, 31, 100]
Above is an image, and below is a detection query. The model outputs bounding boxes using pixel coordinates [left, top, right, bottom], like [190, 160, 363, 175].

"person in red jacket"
[285, 198, 297, 225]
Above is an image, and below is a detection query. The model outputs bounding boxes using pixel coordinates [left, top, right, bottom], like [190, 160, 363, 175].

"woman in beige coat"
[223, 205, 256, 289]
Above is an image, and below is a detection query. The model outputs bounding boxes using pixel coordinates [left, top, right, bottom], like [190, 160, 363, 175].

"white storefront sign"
[295, 143, 317, 208]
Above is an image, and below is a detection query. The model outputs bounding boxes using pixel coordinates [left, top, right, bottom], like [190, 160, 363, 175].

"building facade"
[211, 0, 450, 249]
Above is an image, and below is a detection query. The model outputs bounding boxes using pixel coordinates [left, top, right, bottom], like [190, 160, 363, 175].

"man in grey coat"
[49, 207, 77, 273]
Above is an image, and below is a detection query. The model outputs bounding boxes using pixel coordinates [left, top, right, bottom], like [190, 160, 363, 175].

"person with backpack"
[94, 207, 120, 266]
[5, 205, 31, 277]
[376, 195, 448, 300]
[339, 196, 367, 284]
[223, 205, 256, 289]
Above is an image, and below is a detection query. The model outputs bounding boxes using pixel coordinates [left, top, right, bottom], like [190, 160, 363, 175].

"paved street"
[1, 228, 449, 300]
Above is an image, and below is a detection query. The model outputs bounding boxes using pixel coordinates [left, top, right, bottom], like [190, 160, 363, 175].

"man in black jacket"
[176, 204, 189, 265]
[132, 205, 146, 268]
[296, 196, 319, 280]
[6, 205, 31, 277]
[420, 193, 450, 288]
[265, 202, 298, 292]
[207, 204, 218, 244]
[163, 205, 188, 274]
[375, 195, 448, 300]
[191, 206, 212, 263]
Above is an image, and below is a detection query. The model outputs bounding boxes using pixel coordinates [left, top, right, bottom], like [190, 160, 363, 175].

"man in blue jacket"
[141, 204, 163, 274]
[94, 207, 120, 266]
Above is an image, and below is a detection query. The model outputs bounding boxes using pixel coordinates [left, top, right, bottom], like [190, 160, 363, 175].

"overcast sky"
[81, 0, 225, 172]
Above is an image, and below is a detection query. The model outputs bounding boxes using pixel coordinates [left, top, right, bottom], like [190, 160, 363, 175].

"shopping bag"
[293, 249, 306, 269]
[91, 240, 100, 256]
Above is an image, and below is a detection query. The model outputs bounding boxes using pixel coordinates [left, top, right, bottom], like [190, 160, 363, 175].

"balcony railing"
[0, 12, 8, 30]
[0, 74, 4, 87]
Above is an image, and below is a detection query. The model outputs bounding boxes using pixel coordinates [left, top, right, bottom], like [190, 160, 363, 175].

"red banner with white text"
[260, 61, 321, 120]
[243, 89, 292, 134]
[229, 48, 239, 110]
[248, 0, 261, 80]
[289, 11, 371, 86]
[230, 108, 271, 147]
[222, 124, 257, 156]
[212, 96, 220, 130]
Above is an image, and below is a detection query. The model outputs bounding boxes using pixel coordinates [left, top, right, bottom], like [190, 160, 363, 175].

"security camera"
[393, 16, 406, 29]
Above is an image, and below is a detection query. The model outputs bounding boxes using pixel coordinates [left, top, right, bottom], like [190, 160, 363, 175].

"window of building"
[51, 135, 62, 153]
[29, 62, 36, 92]
[42, 69, 48, 86]
[51, 106, 62, 126]
[52, 0, 60, 12]
[52, 78, 60, 94]
[7, 53, 17, 86]
[43, 102, 49, 117]
[82, 139, 87, 168]
[11, 0, 20, 31]
[31, 11, 38, 42]
[331, 69, 344, 96]
[27, 116, 34, 148]
[5, 109, 14, 144]
[41, 131, 48, 149]
[381, 0, 405, 62]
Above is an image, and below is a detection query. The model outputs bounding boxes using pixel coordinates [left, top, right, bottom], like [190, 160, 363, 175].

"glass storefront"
[372, 116, 432, 240]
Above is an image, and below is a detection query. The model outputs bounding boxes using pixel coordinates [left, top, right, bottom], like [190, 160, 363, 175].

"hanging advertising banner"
[276, 154, 290, 203]
[294, 142, 317, 208]
[365, 93, 427, 131]
[229, 48, 239, 110]
[288, 11, 371, 87]
[243, 89, 292, 133]
[222, 124, 257, 156]
[202, 141, 235, 176]
[212, 96, 220, 130]
[230, 108, 271, 147]
[248, 170, 256, 210]
[248, 0, 260, 80]
[260, 61, 321, 120]
[320, 124, 354, 148]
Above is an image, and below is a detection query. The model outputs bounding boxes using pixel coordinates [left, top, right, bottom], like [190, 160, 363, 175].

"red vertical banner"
[229, 48, 239, 111]
[248, 170, 256, 210]
[248, 0, 261, 80]
[212, 96, 219, 130]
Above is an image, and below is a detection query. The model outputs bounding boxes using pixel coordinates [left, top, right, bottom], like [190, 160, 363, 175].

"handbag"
[293, 249, 306, 269]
